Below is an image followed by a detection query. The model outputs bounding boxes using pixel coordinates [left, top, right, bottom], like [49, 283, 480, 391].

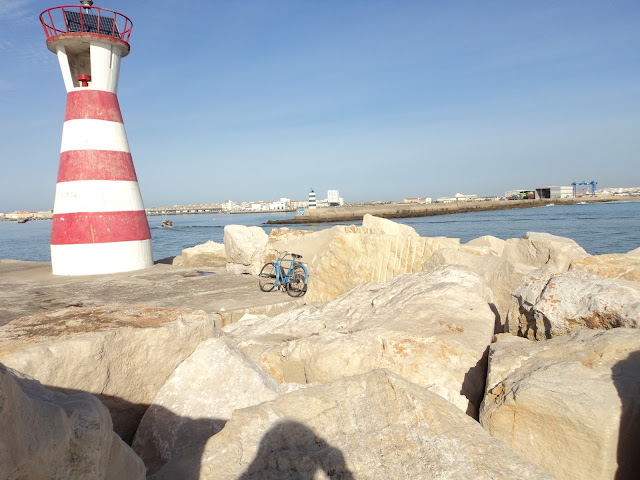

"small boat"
[161, 218, 173, 227]
[544, 203, 555, 207]
[576, 201, 588, 205]
[17, 218, 30, 223]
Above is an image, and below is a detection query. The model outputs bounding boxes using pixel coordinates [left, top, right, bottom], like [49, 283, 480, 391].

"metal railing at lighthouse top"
[40, 5, 133, 43]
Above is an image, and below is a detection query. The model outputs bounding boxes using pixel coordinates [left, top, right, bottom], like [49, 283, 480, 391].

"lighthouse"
[40, 1, 153, 275]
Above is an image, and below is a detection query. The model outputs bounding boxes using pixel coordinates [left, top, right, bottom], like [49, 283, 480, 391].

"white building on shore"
[436, 193, 477, 203]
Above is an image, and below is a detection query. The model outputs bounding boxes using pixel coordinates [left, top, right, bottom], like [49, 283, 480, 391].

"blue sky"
[1, 0, 639, 211]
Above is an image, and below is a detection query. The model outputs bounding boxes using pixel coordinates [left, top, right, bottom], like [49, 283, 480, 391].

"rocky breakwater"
[1, 215, 639, 478]
[0, 306, 218, 444]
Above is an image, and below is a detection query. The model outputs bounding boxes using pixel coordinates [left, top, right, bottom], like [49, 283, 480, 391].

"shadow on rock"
[45, 384, 222, 479]
[238, 420, 355, 480]
[612, 350, 640, 479]
[460, 346, 489, 419]
[155, 256, 176, 265]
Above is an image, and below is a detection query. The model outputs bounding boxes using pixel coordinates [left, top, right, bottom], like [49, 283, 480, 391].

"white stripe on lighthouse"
[61, 119, 130, 153]
[53, 180, 145, 214]
[51, 240, 154, 275]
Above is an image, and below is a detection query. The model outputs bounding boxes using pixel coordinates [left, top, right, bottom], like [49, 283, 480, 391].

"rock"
[224, 265, 496, 417]
[0, 306, 217, 443]
[224, 225, 269, 275]
[570, 253, 640, 282]
[361, 214, 419, 236]
[132, 337, 281, 476]
[502, 231, 590, 271]
[465, 235, 507, 256]
[150, 370, 553, 480]
[180, 240, 226, 268]
[264, 225, 354, 266]
[423, 247, 535, 332]
[628, 246, 640, 257]
[306, 230, 459, 303]
[505, 265, 561, 339]
[0, 363, 145, 480]
[506, 269, 640, 340]
[480, 329, 640, 480]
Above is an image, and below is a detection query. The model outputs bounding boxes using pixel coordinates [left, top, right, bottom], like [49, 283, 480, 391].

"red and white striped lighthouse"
[40, 1, 153, 275]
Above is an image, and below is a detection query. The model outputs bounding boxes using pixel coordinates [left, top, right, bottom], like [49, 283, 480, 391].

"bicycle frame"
[273, 253, 307, 288]
[259, 251, 308, 297]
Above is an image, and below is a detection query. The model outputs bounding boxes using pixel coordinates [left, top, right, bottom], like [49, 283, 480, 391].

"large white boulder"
[264, 225, 355, 266]
[224, 225, 269, 275]
[132, 337, 281, 476]
[0, 364, 145, 480]
[0, 306, 217, 443]
[179, 240, 226, 268]
[464, 235, 507, 256]
[224, 265, 496, 417]
[423, 247, 535, 332]
[570, 253, 640, 282]
[480, 329, 640, 480]
[150, 370, 554, 480]
[361, 214, 419, 236]
[502, 231, 590, 271]
[306, 230, 459, 303]
[506, 269, 640, 340]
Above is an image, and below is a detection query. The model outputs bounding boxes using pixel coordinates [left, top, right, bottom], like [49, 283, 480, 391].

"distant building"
[309, 189, 317, 209]
[223, 200, 237, 211]
[290, 200, 309, 209]
[403, 197, 432, 204]
[327, 189, 343, 206]
[437, 193, 477, 203]
[533, 186, 573, 199]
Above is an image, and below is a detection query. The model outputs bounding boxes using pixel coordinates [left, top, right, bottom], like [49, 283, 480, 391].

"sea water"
[1, 201, 638, 263]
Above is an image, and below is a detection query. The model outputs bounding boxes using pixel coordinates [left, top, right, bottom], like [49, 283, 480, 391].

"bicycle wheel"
[259, 262, 277, 292]
[286, 264, 307, 297]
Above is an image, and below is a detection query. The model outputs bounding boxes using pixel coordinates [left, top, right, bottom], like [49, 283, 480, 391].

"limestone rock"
[465, 235, 507, 256]
[570, 253, 640, 282]
[507, 269, 640, 340]
[132, 337, 281, 476]
[505, 265, 561, 339]
[0, 364, 145, 480]
[180, 240, 226, 268]
[502, 231, 590, 271]
[361, 214, 419, 236]
[224, 265, 496, 416]
[224, 225, 268, 275]
[480, 329, 640, 480]
[264, 225, 354, 266]
[0, 306, 217, 443]
[423, 247, 535, 332]
[306, 231, 459, 303]
[151, 370, 553, 480]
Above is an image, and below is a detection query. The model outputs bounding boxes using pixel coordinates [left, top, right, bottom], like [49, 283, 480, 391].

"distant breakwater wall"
[266, 196, 621, 225]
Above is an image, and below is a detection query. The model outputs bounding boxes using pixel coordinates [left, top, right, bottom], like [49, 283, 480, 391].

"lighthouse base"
[51, 239, 153, 275]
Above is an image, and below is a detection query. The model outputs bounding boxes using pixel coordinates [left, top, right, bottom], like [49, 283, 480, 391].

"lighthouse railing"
[40, 5, 133, 43]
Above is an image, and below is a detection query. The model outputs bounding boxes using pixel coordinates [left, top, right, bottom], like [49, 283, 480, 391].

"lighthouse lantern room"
[40, 1, 153, 275]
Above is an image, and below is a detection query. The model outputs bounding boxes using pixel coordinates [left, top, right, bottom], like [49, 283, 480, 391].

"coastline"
[266, 195, 633, 225]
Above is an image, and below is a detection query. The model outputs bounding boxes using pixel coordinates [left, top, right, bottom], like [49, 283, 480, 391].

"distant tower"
[40, 1, 153, 275]
[308, 189, 317, 209]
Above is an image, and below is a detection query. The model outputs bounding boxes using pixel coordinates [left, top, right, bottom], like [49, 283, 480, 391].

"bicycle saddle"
[291, 253, 302, 259]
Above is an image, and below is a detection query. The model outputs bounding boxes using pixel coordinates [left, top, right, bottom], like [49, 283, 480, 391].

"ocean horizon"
[1, 201, 638, 264]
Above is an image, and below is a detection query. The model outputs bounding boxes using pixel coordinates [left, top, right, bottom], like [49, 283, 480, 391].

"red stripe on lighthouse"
[65, 90, 124, 122]
[51, 211, 151, 245]
[58, 150, 138, 182]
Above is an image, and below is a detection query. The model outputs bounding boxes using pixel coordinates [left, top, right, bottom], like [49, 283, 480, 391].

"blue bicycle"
[258, 251, 308, 297]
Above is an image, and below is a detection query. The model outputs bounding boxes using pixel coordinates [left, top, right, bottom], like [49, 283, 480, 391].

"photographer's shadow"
[238, 420, 355, 480]
[612, 350, 640, 479]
